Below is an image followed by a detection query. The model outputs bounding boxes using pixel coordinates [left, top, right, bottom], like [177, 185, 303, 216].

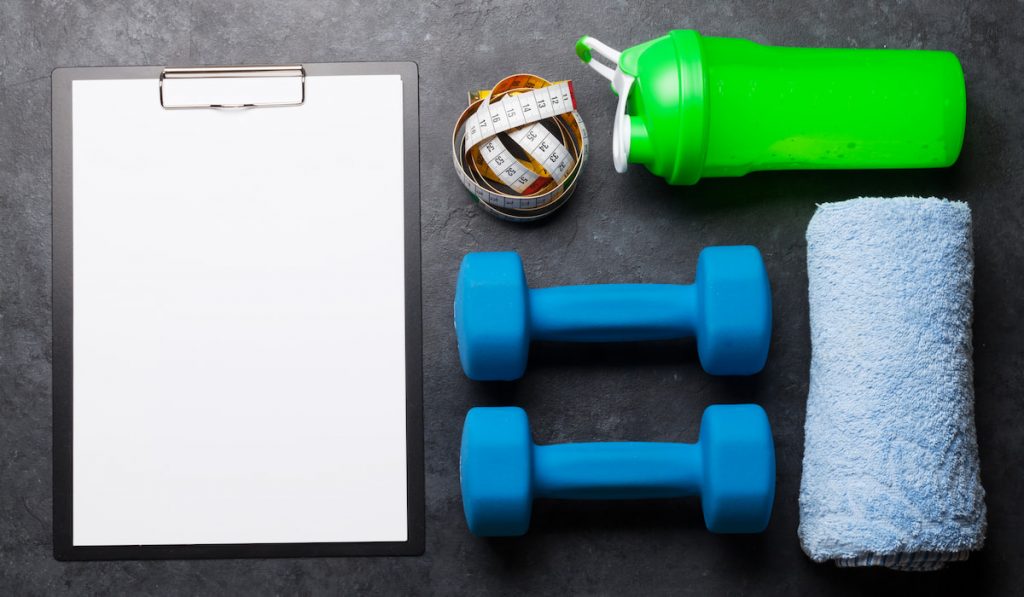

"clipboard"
[51, 63, 423, 560]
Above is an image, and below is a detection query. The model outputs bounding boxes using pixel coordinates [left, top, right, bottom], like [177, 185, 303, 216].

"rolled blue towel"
[799, 197, 986, 571]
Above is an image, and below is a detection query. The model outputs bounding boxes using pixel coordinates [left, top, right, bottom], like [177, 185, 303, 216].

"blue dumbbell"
[460, 404, 776, 536]
[453, 246, 771, 380]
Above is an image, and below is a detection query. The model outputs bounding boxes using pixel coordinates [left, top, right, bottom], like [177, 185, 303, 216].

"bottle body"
[621, 31, 966, 184]
[699, 35, 965, 177]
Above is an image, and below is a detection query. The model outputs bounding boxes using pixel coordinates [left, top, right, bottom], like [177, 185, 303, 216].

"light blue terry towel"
[799, 197, 986, 571]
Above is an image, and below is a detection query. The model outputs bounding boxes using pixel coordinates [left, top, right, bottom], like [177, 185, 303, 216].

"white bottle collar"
[578, 36, 635, 173]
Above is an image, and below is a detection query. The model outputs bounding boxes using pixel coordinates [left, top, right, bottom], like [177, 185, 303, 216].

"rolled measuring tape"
[452, 74, 589, 221]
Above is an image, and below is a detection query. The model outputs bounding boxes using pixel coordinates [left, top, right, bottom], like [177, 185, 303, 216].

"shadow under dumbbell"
[527, 338, 699, 370]
[478, 500, 771, 557]
[481, 502, 773, 566]
[529, 499, 704, 533]
[524, 338, 768, 403]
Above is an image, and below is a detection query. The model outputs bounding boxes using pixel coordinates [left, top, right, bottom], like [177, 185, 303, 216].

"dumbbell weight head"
[693, 246, 772, 375]
[697, 403, 776, 532]
[454, 252, 531, 381]
[460, 406, 534, 536]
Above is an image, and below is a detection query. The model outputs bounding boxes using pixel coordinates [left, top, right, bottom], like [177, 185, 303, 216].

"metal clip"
[159, 65, 306, 109]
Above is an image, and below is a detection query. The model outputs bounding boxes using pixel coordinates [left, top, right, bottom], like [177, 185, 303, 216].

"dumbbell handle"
[529, 284, 697, 342]
[532, 442, 702, 499]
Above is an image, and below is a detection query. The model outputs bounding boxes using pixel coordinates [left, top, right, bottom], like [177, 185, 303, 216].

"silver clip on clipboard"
[159, 65, 305, 109]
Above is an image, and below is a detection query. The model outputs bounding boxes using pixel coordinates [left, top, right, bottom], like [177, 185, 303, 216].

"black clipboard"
[51, 62, 423, 560]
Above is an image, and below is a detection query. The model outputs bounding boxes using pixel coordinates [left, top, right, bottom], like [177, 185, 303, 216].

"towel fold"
[799, 197, 986, 571]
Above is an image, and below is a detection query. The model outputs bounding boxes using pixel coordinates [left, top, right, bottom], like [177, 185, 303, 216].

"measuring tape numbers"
[452, 74, 589, 221]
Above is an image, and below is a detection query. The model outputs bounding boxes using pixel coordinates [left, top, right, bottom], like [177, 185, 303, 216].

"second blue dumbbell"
[454, 245, 772, 380]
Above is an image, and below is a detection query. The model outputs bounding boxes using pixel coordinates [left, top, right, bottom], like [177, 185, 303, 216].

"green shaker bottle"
[575, 31, 966, 184]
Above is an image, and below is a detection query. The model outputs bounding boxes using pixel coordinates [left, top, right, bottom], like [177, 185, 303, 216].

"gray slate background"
[2, 0, 1023, 594]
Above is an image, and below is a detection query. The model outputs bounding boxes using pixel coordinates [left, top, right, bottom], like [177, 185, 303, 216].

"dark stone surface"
[2, 0, 1022, 594]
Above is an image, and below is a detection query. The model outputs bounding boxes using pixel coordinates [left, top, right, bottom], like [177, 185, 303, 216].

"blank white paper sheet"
[70, 74, 408, 546]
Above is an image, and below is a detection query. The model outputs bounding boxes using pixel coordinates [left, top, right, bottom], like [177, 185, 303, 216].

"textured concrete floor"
[2, 0, 1023, 594]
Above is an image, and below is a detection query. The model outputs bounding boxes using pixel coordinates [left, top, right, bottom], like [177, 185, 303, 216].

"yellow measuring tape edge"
[452, 74, 589, 221]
